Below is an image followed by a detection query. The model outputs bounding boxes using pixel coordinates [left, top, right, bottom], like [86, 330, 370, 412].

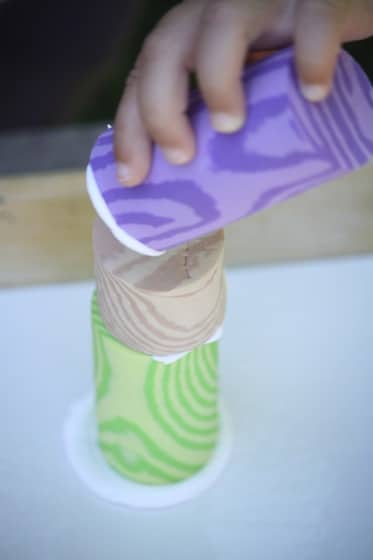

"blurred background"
[1, 0, 372, 174]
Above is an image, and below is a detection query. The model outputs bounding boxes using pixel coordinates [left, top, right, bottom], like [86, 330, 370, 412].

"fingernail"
[211, 112, 245, 133]
[163, 148, 191, 165]
[300, 83, 329, 103]
[117, 163, 132, 185]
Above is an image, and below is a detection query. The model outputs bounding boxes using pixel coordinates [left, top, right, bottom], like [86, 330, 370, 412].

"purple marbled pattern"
[88, 47, 373, 252]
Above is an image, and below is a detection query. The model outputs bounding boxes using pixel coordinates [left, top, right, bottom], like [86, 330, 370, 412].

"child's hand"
[114, 0, 373, 187]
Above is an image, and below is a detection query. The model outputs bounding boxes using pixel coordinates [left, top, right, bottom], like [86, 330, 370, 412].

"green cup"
[91, 293, 221, 486]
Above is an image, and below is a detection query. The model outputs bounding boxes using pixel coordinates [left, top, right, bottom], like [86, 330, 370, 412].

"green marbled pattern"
[91, 293, 220, 485]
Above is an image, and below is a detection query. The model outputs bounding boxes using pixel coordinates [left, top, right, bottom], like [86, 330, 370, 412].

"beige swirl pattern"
[93, 218, 226, 356]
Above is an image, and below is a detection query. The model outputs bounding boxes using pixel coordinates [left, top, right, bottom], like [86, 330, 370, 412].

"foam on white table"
[63, 394, 232, 509]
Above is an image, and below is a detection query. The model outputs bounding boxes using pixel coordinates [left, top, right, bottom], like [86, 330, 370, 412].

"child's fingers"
[195, 1, 249, 133]
[136, 3, 203, 165]
[295, 0, 344, 102]
[340, 0, 373, 42]
[195, 0, 282, 133]
[114, 68, 152, 187]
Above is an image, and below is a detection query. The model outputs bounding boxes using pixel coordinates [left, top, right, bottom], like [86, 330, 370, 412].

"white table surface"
[1, 258, 372, 560]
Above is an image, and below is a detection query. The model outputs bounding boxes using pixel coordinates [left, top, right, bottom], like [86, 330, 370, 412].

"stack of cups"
[92, 217, 227, 487]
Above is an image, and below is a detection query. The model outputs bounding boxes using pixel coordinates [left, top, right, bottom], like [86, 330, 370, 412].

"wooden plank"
[224, 161, 373, 267]
[0, 171, 95, 286]
[1, 163, 373, 287]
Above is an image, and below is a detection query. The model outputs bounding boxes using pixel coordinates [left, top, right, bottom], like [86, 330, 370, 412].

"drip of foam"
[152, 325, 223, 364]
[86, 165, 164, 257]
